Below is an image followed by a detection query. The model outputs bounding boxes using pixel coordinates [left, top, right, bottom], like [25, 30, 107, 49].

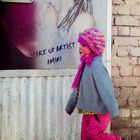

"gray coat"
[65, 56, 119, 117]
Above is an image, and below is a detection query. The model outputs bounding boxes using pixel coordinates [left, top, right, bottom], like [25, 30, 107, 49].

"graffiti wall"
[0, 0, 107, 69]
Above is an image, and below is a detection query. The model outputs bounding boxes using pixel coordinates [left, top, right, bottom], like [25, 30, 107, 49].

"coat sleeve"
[65, 88, 78, 115]
[92, 63, 120, 117]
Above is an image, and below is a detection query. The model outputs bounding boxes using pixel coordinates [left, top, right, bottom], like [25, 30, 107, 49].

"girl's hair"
[58, 0, 93, 32]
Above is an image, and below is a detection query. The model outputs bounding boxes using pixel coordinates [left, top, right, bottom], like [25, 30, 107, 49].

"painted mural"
[0, 0, 107, 69]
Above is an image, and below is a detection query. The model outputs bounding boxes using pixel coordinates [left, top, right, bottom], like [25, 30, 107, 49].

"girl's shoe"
[122, 137, 126, 140]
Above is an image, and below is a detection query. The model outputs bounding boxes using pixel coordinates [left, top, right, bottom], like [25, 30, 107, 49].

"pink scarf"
[72, 53, 96, 88]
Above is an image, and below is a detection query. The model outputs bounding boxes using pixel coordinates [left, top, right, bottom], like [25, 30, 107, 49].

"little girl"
[65, 27, 126, 140]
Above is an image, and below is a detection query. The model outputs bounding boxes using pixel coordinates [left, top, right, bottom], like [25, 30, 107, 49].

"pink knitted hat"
[78, 28, 106, 56]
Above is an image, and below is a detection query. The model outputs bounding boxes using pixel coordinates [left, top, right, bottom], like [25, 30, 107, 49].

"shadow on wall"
[0, 23, 34, 69]
[0, 2, 34, 69]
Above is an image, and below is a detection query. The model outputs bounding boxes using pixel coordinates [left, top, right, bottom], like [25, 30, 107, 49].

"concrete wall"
[0, 70, 82, 140]
[111, 0, 140, 139]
